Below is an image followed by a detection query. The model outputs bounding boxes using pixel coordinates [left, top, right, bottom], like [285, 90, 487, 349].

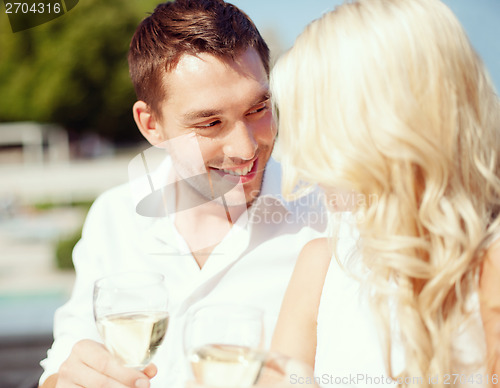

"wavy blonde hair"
[272, 0, 500, 385]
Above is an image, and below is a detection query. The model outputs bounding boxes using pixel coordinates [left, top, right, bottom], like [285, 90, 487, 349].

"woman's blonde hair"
[272, 0, 500, 385]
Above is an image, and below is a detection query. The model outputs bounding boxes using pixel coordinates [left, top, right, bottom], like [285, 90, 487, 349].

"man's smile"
[208, 157, 259, 183]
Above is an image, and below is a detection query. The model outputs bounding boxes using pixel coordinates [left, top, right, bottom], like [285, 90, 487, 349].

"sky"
[230, 0, 500, 91]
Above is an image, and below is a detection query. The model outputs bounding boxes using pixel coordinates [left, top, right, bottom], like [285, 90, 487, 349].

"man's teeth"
[221, 161, 254, 176]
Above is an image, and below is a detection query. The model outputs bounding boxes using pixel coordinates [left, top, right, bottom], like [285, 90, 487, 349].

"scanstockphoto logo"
[3, 0, 79, 32]
[290, 373, 422, 386]
[290, 373, 500, 386]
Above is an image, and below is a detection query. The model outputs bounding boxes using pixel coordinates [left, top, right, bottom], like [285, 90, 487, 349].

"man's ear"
[133, 101, 164, 145]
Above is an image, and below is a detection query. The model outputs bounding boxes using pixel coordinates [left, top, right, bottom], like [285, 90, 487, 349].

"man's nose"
[222, 121, 258, 160]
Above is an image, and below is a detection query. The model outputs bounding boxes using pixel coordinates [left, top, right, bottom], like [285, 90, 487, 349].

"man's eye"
[248, 102, 269, 115]
[197, 120, 221, 128]
[249, 107, 265, 114]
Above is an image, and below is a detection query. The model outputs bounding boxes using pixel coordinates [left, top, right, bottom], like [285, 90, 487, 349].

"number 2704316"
[5, 2, 62, 14]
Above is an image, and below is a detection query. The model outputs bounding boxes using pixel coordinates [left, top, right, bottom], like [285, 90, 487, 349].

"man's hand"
[42, 339, 157, 388]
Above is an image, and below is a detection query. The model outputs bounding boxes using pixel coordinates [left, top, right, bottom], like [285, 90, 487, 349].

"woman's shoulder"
[299, 237, 331, 260]
[287, 238, 333, 316]
[294, 238, 332, 278]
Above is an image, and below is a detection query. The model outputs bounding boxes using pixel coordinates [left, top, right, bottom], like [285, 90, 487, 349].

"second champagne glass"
[93, 272, 169, 369]
[184, 303, 266, 387]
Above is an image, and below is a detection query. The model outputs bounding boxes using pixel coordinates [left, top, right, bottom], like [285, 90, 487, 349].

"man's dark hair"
[128, 0, 270, 119]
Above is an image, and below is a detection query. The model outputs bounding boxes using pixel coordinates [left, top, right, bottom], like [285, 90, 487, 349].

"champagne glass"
[184, 304, 266, 387]
[185, 351, 317, 387]
[253, 352, 316, 387]
[93, 272, 169, 369]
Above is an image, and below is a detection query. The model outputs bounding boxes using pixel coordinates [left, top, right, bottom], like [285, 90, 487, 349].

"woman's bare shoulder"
[297, 238, 332, 265]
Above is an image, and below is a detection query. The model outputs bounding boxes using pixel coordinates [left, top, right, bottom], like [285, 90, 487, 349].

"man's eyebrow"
[253, 92, 271, 105]
[183, 109, 224, 121]
[182, 92, 270, 122]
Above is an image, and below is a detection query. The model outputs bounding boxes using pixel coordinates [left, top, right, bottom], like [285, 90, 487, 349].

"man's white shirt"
[39, 157, 326, 387]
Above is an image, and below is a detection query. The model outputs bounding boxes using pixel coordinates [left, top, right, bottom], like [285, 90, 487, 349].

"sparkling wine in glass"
[254, 352, 317, 386]
[184, 304, 266, 387]
[93, 272, 169, 369]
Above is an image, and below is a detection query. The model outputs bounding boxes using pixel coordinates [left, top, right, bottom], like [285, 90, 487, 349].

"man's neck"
[174, 184, 248, 268]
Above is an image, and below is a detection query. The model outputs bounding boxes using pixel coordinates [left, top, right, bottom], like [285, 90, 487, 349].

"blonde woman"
[271, 0, 500, 387]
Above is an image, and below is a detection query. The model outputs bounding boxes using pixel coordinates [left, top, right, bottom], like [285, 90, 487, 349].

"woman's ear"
[133, 101, 164, 145]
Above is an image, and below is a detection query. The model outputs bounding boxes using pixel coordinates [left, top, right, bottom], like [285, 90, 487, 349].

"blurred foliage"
[33, 199, 95, 211]
[53, 199, 93, 270]
[55, 227, 80, 270]
[0, 0, 163, 143]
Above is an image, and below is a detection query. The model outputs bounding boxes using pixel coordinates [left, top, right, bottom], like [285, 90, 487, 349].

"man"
[39, 0, 325, 387]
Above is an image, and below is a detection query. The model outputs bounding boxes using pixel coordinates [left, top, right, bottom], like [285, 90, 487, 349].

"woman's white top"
[314, 215, 487, 387]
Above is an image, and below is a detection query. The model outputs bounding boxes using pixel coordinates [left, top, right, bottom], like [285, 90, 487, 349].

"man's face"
[154, 48, 276, 206]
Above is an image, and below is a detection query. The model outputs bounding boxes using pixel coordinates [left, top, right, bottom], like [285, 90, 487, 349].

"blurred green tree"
[0, 0, 163, 143]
